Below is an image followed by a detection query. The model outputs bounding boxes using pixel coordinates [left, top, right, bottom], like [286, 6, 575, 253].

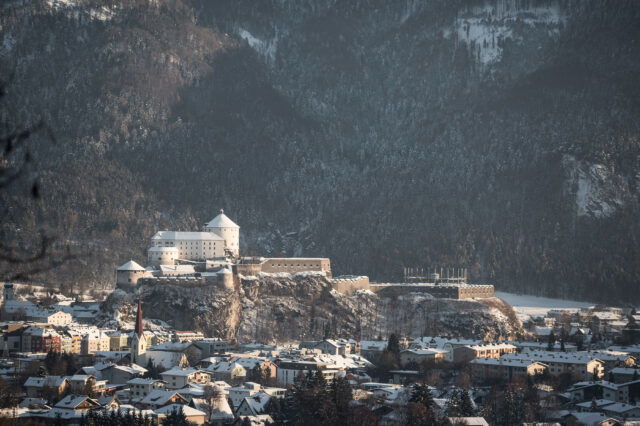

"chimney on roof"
[135, 299, 144, 336]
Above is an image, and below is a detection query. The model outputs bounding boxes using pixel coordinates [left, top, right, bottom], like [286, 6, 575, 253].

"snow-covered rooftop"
[205, 210, 239, 229]
[117, 260, 145, 271]
[152, 231, 223, 241]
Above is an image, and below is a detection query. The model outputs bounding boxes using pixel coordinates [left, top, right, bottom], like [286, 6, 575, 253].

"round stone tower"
[116, 260, 147, 290]
[147, 246, 179, 266]
[204, 209, 240, 256]
[217, 267, 234, 290]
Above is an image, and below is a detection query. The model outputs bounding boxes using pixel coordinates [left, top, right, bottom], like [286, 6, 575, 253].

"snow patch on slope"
[450, 0, 565, 65]
[563, 154, 624, 218]
[45, 0, 117, 22]
[497, 291, 593, 321]
[400, 0, 423, 24]
[238, 28, 278, 65]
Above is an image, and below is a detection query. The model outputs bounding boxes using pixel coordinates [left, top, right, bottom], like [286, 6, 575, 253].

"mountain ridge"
[2, 0, 640, 302]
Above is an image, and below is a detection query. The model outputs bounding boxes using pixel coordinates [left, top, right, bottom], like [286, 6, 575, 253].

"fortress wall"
[371, 284, 459, 299]
[370, 284, 494, 299]
[261, 258, 332, 277]
[138, 277, 207, 287]
[458, 285, 495, 299]
[236, 264, 262, 276]
[331, 276, 370, 295]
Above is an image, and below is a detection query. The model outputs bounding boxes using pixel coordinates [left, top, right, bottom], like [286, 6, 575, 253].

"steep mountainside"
[100, 274, 522, 342]
[2, 0, 640, 302]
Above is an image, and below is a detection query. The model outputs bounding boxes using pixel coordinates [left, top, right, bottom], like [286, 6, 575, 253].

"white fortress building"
[115, 209, 493, 300]
[148, 209, 240, 266]
[116, 208, 334, 292]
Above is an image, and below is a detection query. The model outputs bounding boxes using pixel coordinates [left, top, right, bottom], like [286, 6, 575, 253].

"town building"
[128, 378, 167, 400]
[399, 349, 447, 366]
[160, 367, 211, 389]
[469, 358, 548, 381]
[453, 343, 517, 363]
[131, 299, 146, 366]
[502, 352, 604, 381]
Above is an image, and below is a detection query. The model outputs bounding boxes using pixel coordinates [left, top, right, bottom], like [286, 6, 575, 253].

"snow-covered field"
[496, 291, 593, 320]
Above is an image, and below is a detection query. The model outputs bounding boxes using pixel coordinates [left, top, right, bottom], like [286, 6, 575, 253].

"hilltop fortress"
[116, 210, 335, 292]
[116, 210, 493, 299]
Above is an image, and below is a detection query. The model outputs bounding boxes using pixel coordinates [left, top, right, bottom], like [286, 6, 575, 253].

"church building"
[131, 299, 146, 365]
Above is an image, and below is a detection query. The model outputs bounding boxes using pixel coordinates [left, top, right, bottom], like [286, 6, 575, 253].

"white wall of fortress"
[148, 247, 179, 266]
[204, 226, 239, 256]
[260, 258, 332, 276]
[152, 237, 224, 260]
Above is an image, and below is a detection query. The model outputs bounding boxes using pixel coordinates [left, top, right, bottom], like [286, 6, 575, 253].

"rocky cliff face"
[2, 0, 640, 302]
[101, 274, 522, 342]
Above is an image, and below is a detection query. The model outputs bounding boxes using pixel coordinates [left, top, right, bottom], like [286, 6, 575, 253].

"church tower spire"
[135, 298, 144, 336]
[131, 299, 146, 365]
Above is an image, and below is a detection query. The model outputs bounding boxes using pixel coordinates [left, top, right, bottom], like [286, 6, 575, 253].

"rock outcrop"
[101, 274, 522, 342]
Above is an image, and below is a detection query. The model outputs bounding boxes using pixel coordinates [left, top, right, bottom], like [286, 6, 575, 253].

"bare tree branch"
[0, 79, 79, 284]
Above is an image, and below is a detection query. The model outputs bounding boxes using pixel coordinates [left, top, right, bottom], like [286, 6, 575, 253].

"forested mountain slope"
[2, 0, 639, 302]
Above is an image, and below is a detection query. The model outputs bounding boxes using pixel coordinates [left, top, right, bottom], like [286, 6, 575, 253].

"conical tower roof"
[205, 209, 239, 229]
[117, 260, 145, 271]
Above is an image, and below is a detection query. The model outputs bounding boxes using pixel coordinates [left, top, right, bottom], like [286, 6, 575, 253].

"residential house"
[107, 331, 130, 351]
[235, 392, 273, 417]
[564, 412, 620, 426]
[143, 350, 189, 370]
[154, 404, 207, 425]
[314, 339, 358, 356]
[501, 352, 604, 380]
[208, 361, 247, 383]
[228, 382, 261, 409]
[469, 358, 548, 382]
[510, 341, 578, 352]
[127, 378, 166, 401]
[23, 376, 69, 399]
[149, 341, 204, 365]
[68, 375, 107, 396]
[173, 331, 205, 342]
[601, 402, 640, 418]
[275, 360, 340, 386]
[140, 389, 188, 409]
[229, 357, 277, 383]
[30, 310, 72, 326]
[101, 364, 147, 385]
[81, 330, 110, 355]
[453, 343, 517, 363]
[97, 394, 120, 410]
[192, 338, 231, 357]
[400, 348, 447, 367]
[567, 381, 629, 403]
[576, 350, 637, 372]
[54, 395, 101, 413]
[21, 327, 61, 353]
[610, 367, 640, 383]
[161, 367, 211, 389]
[359, 341, 387, 361]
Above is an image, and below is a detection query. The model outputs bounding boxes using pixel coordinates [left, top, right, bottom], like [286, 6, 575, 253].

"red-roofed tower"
[131, 299, 146, 365]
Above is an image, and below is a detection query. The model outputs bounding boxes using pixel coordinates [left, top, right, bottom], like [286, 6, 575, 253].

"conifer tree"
[409, 383, 434, 408]
[547, 332, 556, 351]
[458, 389, 476, 416]
[445, 389, 462, 416]
[162, 406, 192, 425]
[330, 376, 353, 417]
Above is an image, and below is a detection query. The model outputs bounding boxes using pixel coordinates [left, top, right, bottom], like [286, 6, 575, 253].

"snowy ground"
[496, 291, 594, 321]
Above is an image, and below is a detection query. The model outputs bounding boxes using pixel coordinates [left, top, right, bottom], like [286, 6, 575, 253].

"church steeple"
[131, 299, 146, 365]
[135, 298, 144, 336]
